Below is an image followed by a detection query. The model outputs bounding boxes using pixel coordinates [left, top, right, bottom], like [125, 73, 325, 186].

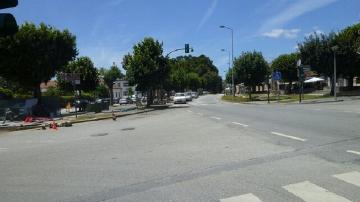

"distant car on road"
[174, 93, 187, 104]
[191, 92, 198, 99]
[185, 92, 192, 101]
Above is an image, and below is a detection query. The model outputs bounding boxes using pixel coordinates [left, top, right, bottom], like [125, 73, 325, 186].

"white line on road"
[220, 193, 262, 202]
[232, 122, 249, 127]
[186, 110, 193, 113]
[197, 113, 203, 116]
[283, 181, 351, 202]
[333, 171, 360, 187]
[270, 132, 307, 142]
[346, 150, 360, 156]
[210, 116, 222, 120]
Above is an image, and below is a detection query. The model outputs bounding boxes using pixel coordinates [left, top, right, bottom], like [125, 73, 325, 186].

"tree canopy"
[57, 56, 99, 93]
[122, 37, 168, 104]
[233, 51, 269, 98]
[101, 64, 123, 105]
[168, 55, 222, 93]
[0, 22, 77, 101]
[271, 53, 299, 93]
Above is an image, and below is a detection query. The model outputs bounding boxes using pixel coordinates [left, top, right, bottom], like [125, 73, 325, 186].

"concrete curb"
[0, 108, 155, 132]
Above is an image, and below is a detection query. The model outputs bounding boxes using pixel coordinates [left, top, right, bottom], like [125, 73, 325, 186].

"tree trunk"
[109, 88, 114, 106]
[330, 76, 334, 96]
[348, 76, 354, 90]
[33, 85, 42, 104]
[289, 81, 293, 94]
[248, 86, 252, 100]
[147, 89, 153, 107]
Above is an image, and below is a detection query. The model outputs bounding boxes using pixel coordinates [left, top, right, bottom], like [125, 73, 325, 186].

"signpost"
[272, 71, 282, 101]
[297, 60, 305, 103]
[59, 73, 81, 118]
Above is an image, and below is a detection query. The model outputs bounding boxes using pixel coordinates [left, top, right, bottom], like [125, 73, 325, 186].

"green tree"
[271, 53, 299, 93]
[58, 56, 99, 93]
[335, 23, 360, 88]
[94, 84, 109, 98]
[298, 32, 337, 94]
[233, 51, 269, 99]
[122, 37, 168, 106]
[102, 64, 123, 105]
[0, 22, 77, 102]
[168, 55, 222, 93]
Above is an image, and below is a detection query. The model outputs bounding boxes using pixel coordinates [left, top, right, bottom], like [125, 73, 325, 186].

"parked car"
[185, 92, 192, 101]
[191, 92, 198, 99]
[131, 95, 137, 102]
[74, 99, 90, 112]
[174, 93, 187, 104]
[119, 98, 128, 105]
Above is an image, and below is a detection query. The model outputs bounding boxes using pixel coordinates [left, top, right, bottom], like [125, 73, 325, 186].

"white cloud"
[259, 0, 338, 33]
[262, 29, 300, 39]
[197, 0, 218, 31]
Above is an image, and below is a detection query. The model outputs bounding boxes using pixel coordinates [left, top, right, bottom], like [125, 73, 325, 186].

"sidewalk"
[0, 105, 154, 132]
[223, 95, 360, 105]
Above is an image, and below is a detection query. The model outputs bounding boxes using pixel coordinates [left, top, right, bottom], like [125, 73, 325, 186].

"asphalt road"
[0, 95, 359, 202]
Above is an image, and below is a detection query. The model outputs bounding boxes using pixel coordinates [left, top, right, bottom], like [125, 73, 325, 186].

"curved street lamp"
[220, 25, 235, 96]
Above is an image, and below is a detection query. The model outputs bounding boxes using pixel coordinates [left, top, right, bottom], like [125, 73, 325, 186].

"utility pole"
[220, 25, 234, 97]
[331, 45, 339, 101]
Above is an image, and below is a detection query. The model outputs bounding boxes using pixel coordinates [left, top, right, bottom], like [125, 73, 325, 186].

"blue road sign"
[272, 71, 282, 81]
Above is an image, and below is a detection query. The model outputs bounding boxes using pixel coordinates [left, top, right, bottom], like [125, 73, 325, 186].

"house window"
[123, 82, 129, 87]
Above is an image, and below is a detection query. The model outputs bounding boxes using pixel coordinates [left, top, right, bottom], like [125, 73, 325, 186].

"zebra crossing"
[220, 171, 360, 202]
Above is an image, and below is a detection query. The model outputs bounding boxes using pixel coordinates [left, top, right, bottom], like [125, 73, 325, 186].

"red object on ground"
[51, 121, 58, 130]
[24, 116, 33, 123]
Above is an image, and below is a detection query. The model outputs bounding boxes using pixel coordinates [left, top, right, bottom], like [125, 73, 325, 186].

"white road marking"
[232, 122, 249, 127]
[346, 150, 360, 156]
[197, 113, 203, 116]
[270, 132, 307, 142]
[211, 116, 222, 120]
[283, 181, 351, 202]
[186, 110, 193, 113]
[333, 171, 360, 187]
[220, 193, 262, 202]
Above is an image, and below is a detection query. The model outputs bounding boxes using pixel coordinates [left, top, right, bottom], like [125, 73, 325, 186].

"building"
[112, 79, 136, 100]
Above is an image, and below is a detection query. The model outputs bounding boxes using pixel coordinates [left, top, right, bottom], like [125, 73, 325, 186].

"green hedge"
[0, 87, 13, 99]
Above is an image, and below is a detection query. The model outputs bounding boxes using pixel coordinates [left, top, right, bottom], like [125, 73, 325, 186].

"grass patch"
[222, 93, 331, 103]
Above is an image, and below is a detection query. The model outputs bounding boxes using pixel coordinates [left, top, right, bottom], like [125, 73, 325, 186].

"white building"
[112, 79, 136, 99]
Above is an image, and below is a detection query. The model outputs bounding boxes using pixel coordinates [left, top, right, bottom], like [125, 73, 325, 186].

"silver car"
[174, 93, 187, 104]
[185, 92, 192, 101]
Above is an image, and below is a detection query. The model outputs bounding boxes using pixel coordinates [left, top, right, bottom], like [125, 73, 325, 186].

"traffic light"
[185, 44, 190, 53]
[0, 0, 18, 37]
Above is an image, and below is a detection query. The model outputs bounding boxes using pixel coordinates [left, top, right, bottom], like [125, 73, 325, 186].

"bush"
[0, 87, 13, 99]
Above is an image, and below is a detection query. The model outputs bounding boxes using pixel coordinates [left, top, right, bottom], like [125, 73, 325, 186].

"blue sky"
[5, 0, 360, 78]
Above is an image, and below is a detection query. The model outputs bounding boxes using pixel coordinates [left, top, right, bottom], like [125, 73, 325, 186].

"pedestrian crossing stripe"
[333, 171, 360, 187]
[283, 181, 351, 202]
[220, 193, 262, 202]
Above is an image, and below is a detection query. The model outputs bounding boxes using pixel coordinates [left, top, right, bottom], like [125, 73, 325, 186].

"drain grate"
[91, 133, 109, 137]
[121, 127, 135, 131]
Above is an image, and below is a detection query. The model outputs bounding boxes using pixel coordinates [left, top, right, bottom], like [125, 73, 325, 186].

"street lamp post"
[221, 49, 231, 95]
[331, 45, 339, 101]
[220, 25, 234, 97]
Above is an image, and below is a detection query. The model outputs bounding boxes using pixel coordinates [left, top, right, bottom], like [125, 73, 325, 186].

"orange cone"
[51, 121, 58, 130]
